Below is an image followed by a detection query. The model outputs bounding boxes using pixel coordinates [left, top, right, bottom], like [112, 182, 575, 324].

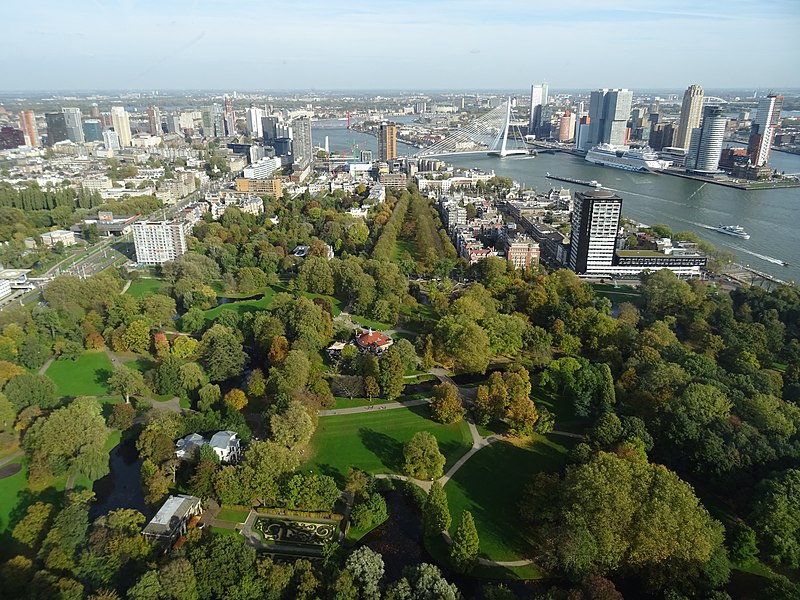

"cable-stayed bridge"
[415, 97, 531, 158]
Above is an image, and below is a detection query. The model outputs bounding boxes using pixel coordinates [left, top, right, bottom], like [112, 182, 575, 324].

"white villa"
[175, 430, 243, 463]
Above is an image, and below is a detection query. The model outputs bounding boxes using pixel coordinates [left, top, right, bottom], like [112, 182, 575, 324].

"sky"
[2, 0, 799, 92]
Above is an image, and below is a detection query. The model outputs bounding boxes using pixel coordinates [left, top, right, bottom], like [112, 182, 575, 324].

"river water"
[313, 120, 800, 284]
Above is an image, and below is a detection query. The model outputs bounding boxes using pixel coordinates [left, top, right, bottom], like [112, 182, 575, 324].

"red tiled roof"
[356, 331, 392, 348]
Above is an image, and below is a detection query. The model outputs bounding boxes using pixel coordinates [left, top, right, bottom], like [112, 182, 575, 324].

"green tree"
[4, 373, 57, 412]
[386, 563, 460, 600]
[450, 510, 480, 572]
[378, 348, 405, 400]
[179, 362, 206, 393]
[751, 469, 800, 568]
[296, 256, 334, 295]
[270, 401, 314, 450]
[434, 316, 490, 373]
[473, 385, 492, 426]
[180, 307, 206, 334]
[423, 481, 451, 537]
[121, 320, 151, 354]
[107, 403, 136, 430]
[345, 546, 384, 600]
[141, 294, 177, 327]
[403, 431, 445, 480]
[430, 382, 464, 424]
[12, 502, 54, 551]
[200, 324, 247, 382]
[108, 366, 147, 404]
[197, 383, 221, 412]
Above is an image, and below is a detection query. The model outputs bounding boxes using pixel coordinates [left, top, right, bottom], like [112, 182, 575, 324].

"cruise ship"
[585, 144, 672, 172]
[716, 225, 750, 240]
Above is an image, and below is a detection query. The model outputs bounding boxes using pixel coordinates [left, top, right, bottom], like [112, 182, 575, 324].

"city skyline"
[2, 0, 798, 91]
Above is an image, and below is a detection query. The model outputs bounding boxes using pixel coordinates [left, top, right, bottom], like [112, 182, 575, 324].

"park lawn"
[301, 291, 343, 316]
[0, 458, 27, 534]
[126, 278, 166, 298]
[203, 295, 273, 322]
[210, 526, 241, 537]
[392, 239, 418, 262]
[349, 314, 393, 331]
[444, 435, 576, 563]
[122, 357, 154, 373]
[591, 283, 645, 307]
[46, 350, 114, 397]
[307, 405, 472, 483]
[216, 507, 251, 523]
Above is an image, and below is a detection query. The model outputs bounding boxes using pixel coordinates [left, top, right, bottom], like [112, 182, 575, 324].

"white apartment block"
[133, 219, 190, 266]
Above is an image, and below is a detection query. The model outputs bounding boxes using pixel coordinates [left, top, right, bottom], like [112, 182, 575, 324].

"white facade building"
[687, 106, 726, 173]
[133, 219, 189, 265]
[568, 189, 622, 275]
[243, 156, 281, 179]
[111, 106, 132, 148]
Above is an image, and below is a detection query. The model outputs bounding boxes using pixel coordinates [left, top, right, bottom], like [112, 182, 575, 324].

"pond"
[90, 437, 148, 521]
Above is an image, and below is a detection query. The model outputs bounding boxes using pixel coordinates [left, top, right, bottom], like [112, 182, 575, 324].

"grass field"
[216, 507, 251, 523]
[307, 405, 472, 483]
[444, 435, 576, 562]
[0, 458, 27, 534]
[350, 314, 393, 331]
[202, 294, 273, 321]
[46, 350, 114, 397]
[591, 283, 645, 307]
[392, 239, 418, 262]
[126, 278, 167, 298]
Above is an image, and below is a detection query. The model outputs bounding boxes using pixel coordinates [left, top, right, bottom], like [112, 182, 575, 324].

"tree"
[172, 335, 200, 359]
[345, 546, 384, 600]
[751, 469, 800, 568]
[5, 373, 57, 412]
[159, 557, 199, 600]
[506, 394, 538, 437]
[0, 392, 15, 431]
[450, 510, 480, 572]
[270, 401, 314, 450]
[434, 316, 490, 374]
[430, 382, 464, 424]
[297, 256, 334, 295]
[267, 335, 289, 366]
[141, 294, 177, 327]
[223, 388, 248, 411]
[473, 385, 492, 426]
[403, 432, 445, 480]
[423, 481, 451, 537]
[179, 362, 206, 393]
[12, 502, 54, 550]
[246, 368, 267, 399]
[107, 366, 147, 404]
[180, 307, 206, 334]
[364, 376, 380, 401]
[379, 348, 405, 400]
[107, 403, 135, 430]
[200, 324, 247, 382]
[121, 320, 151, 354]
[386, 563, 460, 600]
[198, 383, 221, 412]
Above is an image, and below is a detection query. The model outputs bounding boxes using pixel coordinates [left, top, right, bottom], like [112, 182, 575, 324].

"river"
[312, 120, 800, 284]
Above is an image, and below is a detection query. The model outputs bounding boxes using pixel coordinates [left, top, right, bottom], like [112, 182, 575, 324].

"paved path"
[318, 398, 430, 417]
[0, 450, 23, 469]
[120, 280, 131, 294]
[549, 430, 584, 439]
[37, 356, 56, 375]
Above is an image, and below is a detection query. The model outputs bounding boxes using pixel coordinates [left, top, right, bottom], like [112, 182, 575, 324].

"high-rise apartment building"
[673, 84, 704, 150]
[45, 112, 69, 146]
[103, 130, 121, 151]
[246, 107, 265, 138]
[748, 94, 784, 166]
[587, 89, 633, 147]
[133, 219, 190, 265]
[558, 111, 576, 142]
[62, 107, 85, 143]
[528, 83, 548, 133]
[378, 123, 397, 161]
[110, 106, 132, 147]
[147, 105, 162, 135]
[18, 110, 39, 147]
[223, 96, 235, 136]
[568, 189, 622, 275]
[687, 105, 726, 173]
[291, 116, 313, 168]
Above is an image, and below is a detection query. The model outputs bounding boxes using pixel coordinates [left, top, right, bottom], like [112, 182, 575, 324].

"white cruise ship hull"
[585, 153, 667, 173]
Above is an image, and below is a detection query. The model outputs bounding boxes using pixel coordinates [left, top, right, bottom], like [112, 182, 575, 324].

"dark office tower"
[45, 112, 69, 145]
[62, 107, 85, 143]
[687, 105, 726, 173]
[82, 120, 103, 142]
[587, 89, 633, 147]
[0, 127, 25, 149]
[262, 116, 279, 144]
[649, 122, 675, 151]
[568, 189, 623, 275]
[378, 123, 397, 161]
[674, 84, 704, 150]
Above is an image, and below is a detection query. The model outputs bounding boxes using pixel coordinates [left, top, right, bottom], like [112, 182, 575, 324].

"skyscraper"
[687, 105, 726, 173]
[378, 123, 397, 161]
[18, 110, 39, 147]
[568, 189, 623, 275]
[246, 107, 264, 138]
[133, 219, 189, 266]
[674, 84, 704, 150]
[103, 130, 121, 151]
[291, 116, 313, 168]
[748, 94, 784, 166]
[147, 105, 162, 135]
[45, 112, 69, 146]
[62, 107, 85, 143]
[587, 89, 633, 147]
[110, 106, 132, 147]
[223, 96, 235, 136]
[528, 82, 549, 135]
[82, 120, 103, 142]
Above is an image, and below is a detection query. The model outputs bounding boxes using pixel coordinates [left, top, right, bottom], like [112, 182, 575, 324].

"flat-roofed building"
[133, 219, 190, 265]
[141, 495, 202, 544]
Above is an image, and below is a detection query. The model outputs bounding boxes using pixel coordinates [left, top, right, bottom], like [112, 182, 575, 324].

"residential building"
[246, 106, 265, 137]
[673, 84, 704, 150]
[587, 89, 633, 147]
[132, 219, 190, 265]
[748, 94, 784, 166]
[175, 431, 243, 463]
[355, 330, 394, 354]
[141, 495, 202, 544]
[18, 110, 39, 147]
[103, 130, 121, 151]
[242, 156, 281, 179]
[110, 106, 132, 147]
[147, 105, 162, 135]
[0, 127, 24, 149]
[503, 235, 540, 269]
[558, 111, 576, 142]
[234, 177, 282, 197]
[687, 105, 726, 173]
[360, 150, 373, 162]
[62, 107, 85, 143]
[568, 189, 623, 275]
[378, 123, 397, 161]
[82, 119, 103, 142]
[45, 112, 69, 146]
[292, 116, 313, 168]
[223, 96, 235, 136]
[0, 279, 12, 300]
